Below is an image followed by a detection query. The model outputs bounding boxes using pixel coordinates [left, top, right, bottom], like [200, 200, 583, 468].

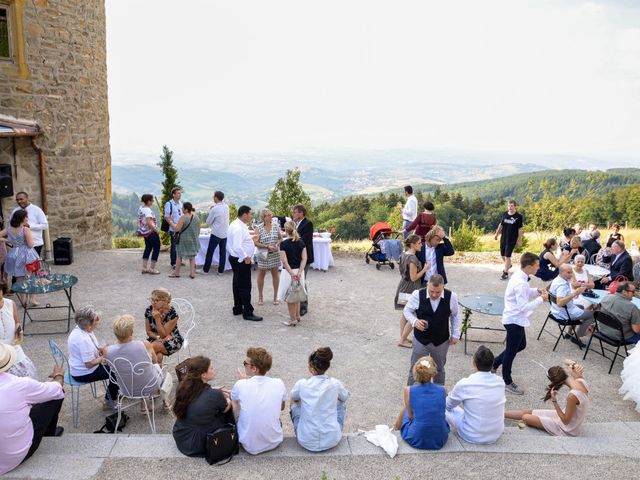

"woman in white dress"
[0, 281, 36, 378]
[620, 345, 640, 413]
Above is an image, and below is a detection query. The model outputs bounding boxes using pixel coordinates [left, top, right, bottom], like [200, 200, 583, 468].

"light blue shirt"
[550, 276, 582, 320]
[164, 199, 182, 233]
[290, 375, 349, 452]
[205, 203, 229, 238]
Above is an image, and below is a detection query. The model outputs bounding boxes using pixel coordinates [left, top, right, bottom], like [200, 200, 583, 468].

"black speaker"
[53, 237, 73, 265]
[0, 164, 13, 198]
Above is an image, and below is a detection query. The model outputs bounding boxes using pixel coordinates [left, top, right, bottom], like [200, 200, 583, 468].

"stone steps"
[6, 422, 640, 479]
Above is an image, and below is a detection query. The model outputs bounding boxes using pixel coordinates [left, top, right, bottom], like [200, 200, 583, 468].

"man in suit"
[582, 230, 602, 259]
[595, 240, 634, 289]
[292, 204, 314, 317]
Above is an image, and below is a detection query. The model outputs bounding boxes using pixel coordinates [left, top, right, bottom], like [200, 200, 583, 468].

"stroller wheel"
[389, 262, 395, 270]
[376, 263, 381, 270]
[365, 254, 370, 264]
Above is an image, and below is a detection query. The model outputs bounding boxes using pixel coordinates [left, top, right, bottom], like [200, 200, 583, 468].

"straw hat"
[0, 344, 17, 373]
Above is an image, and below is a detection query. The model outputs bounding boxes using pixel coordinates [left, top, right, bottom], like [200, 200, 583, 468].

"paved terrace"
[7, 250, 640, 479]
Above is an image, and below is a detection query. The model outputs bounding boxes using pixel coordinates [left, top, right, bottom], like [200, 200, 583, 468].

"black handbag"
[94, 411, 129, 433]
[160, 202, 172, 232]
[205, 423, 239, 465]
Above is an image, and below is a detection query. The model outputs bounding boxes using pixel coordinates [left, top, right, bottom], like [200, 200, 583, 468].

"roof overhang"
[0, 114, 41, 138]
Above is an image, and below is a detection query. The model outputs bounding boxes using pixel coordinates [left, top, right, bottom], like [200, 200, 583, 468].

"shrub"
[113, 237, 144, 249]
[450, 219, 482, 252]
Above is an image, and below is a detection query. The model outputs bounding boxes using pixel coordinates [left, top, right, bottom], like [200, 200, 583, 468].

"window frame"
[0, 0, 28, 79]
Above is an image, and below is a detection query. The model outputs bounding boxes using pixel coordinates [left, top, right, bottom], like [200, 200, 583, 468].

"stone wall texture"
[0, 0, 111, 250]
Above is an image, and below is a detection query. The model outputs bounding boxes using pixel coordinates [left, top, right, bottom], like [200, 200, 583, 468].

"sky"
[105, 0, 640, 159]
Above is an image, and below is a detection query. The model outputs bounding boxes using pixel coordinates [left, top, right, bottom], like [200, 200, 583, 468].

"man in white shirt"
[227, 205, 262, 321]
[11, 192, 48, 257]
[446, 346, 505, 444]
[400, 185, 417, 240]
[549, 264, 594, 347]
[203, 191, 230, 274]
[493, 252, 549, 395]
[231, 347, 287, 455]
[403, 273, 461, 385]
[163, 187, 183, 269]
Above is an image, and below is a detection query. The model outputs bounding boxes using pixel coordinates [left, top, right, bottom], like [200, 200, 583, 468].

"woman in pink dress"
[505, 360, 589, 436]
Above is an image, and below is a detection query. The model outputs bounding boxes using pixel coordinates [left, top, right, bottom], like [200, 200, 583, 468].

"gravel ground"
[17, 249, 640, 434]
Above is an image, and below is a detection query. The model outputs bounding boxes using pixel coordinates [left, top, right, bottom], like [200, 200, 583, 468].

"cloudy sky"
[105, 0, 640, 159]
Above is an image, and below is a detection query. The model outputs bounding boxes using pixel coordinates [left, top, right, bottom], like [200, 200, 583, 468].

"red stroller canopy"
[370, 222, 392, 240]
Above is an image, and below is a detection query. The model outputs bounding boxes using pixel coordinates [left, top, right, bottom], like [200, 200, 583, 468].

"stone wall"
[0, 0, 111, 250]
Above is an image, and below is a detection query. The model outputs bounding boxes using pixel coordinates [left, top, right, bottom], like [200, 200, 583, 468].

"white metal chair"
[48, 340, 108, 428]
[105, 357, 166, 433]
[170, 298, 196, 361]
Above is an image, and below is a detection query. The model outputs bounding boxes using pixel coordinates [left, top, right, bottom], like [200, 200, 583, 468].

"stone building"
[0, 0, 111, 252]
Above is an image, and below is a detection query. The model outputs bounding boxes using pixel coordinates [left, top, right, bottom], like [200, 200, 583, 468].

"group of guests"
[172, 346, 349, 456]
[138, 189, 315, 326]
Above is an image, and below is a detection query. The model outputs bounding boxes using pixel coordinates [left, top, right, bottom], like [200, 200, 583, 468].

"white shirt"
[502, 270, 543, 327]
[163, 199, 182, 233]
[226, 218, 255, 261]
[402, 195, 418, 222]
[402, 289, 462, 338]
[290, 375, 350, 452]
[67, 326, 101, 376]
[446, 371, 506, 444]
[205, 203, 230, 238]
[11, 204, 48, 247]
[550, 276, 582, 320]
[424, 246, 437, 278]
[231, 376, 287, 455]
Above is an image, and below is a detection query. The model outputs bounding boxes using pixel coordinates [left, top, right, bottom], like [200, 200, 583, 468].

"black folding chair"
[536, 293, 584, 351]
[582, 310, 631, 374]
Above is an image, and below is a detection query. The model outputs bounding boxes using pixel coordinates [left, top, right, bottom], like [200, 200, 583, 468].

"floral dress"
[5, 228, 39, 277]
[257, 222, 280, 270]
[144, 305, 183, 355]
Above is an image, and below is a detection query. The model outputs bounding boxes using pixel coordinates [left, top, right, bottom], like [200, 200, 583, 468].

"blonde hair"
[284, 220, 299, 241]
[412, 355, 438, 383]
[424, 226, 443, 244]
[151, 288, 171, 303]
[260, 208, 273, 222]
[113, 314, 135, 342]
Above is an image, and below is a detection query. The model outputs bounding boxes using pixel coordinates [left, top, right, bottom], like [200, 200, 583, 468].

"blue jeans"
[290, 400, 346, 431]
[203, 235, 227, 273]
[142, 233, 160, 262]
[403, 219, 412, 240]
[493, 323, 527, 385]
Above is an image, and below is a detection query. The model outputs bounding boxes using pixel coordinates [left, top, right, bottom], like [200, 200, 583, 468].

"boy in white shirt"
[231, 347, 286, 455]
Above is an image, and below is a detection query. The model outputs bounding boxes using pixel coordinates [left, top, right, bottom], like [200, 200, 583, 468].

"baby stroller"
[365, 222, 402, 270]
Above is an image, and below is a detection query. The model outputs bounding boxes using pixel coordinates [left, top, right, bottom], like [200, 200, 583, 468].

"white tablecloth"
[195, 234, 232, 270]
[311, 237, 334, 271]
[584, 264, 610, 278]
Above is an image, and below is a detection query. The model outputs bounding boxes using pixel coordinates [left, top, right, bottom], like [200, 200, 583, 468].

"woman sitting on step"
[172, 356, 234, 457]
[505, 359, 589, 436]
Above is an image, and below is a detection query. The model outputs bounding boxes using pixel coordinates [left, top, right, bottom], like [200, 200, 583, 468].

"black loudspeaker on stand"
[0, 164, 14, 199]
[53, 237, 73, 265]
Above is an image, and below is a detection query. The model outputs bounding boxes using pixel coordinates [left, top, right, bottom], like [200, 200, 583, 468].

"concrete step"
[6, 423, 640, 479]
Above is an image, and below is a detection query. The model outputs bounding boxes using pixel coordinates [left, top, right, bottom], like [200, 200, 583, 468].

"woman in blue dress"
[0, 210, 40, 306]
[394, 355, 449, 450]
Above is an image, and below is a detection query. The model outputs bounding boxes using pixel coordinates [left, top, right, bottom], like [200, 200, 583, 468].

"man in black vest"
[293, 204, 314, 316]
[403, 274, 461, 385]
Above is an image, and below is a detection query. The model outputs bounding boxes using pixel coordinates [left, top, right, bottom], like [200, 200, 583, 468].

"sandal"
[280, 321, 297, 327]
[147, 269, 161, 275]
[273, 300, 280, 305]
[141, 269, 149, 274]
[189, 274, 195, 279]
[258, 297, 264, 305]
[397, 341, 412, 349]
[168, 274, 180, 278]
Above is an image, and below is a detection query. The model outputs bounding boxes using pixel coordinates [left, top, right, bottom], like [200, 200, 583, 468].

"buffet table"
[195, 233, 232, 271]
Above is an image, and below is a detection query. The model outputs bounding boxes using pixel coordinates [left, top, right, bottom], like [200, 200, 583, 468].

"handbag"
[94, 411, 129, 433]
[284, 279, 307, 304]
[161, 202, 172, 233]
[608, 275, 628, 294]
[255, 248, 269, 262]
[205, 423, 239, 465]
[173, 216, 193, 245]
[25, 259, 41, 274]
[397, 292, 412, 305]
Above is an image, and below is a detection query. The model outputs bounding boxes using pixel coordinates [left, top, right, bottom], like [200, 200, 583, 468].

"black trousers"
[170, 233, 178, 267]
[229, 256, 254, 315]
[22, 398, 64, 464]
[301, 264, 310, 311]
[71, 364, 119, 400]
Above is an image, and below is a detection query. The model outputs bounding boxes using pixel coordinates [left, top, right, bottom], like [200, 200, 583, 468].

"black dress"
[172, 387, 234, 456]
